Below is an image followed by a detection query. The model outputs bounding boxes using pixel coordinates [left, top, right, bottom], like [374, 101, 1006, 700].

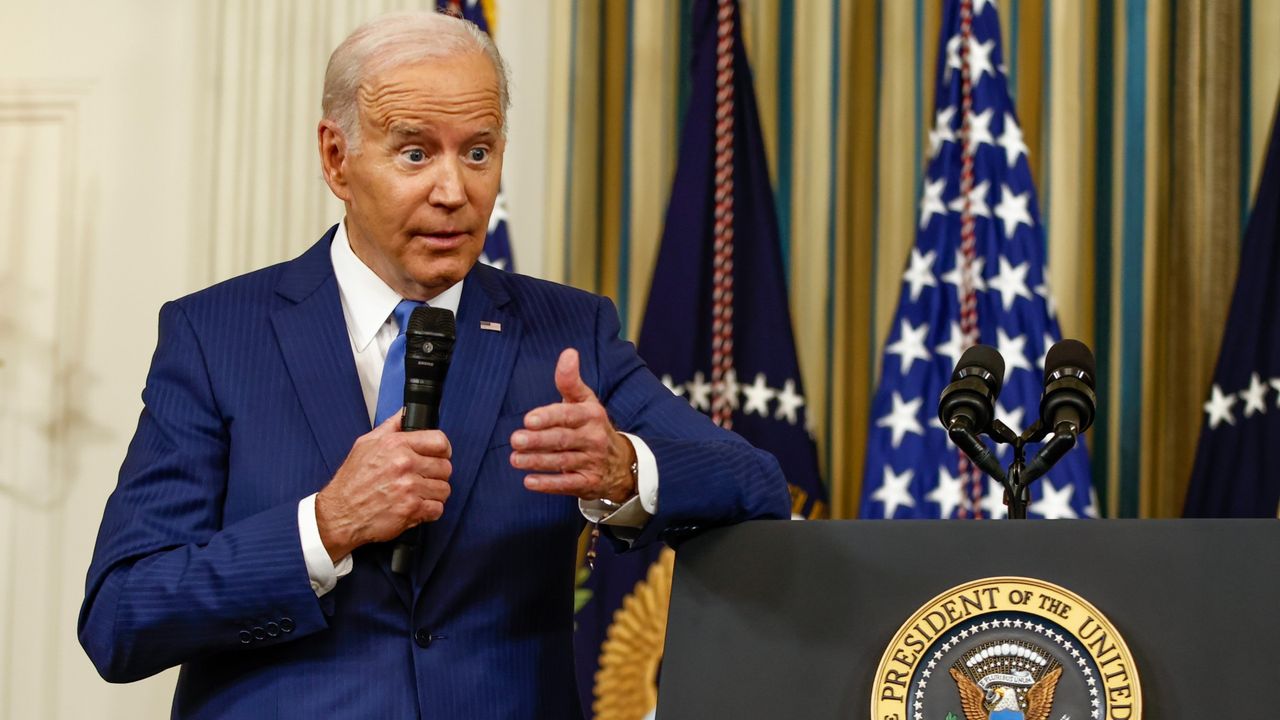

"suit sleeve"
[78, 301, 329, 683]
[591, 296, 792, 549]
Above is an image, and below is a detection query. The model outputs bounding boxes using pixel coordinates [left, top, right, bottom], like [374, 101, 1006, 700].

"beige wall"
[0, 2, 554, 716]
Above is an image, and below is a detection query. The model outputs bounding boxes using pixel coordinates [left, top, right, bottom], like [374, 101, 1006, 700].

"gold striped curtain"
[535, 0, 1280, 519]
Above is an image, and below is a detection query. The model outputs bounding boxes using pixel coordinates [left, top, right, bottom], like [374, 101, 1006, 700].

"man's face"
[321, 51, 505, 300]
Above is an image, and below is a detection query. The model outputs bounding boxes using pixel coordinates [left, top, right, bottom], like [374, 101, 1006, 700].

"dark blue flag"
[1185, 108, 1280, 517]
[573, 0, 826, 715]
[438, 0, 515, 271]
[860, 0, 1096, 520]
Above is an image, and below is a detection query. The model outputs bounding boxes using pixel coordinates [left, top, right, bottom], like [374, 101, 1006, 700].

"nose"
[427, 156, 467, 210]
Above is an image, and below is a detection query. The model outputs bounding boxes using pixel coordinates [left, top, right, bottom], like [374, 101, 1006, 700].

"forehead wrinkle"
[358, 80, 502, 134]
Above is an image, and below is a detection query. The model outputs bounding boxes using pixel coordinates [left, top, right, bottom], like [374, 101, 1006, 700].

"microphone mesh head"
[954, 344, 1005, 395]
[407, 306, 456, 337]
[1043, 339, 1095, 388]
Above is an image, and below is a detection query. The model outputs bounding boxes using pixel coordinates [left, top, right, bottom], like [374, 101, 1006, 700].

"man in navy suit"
[79, 10, 789, 718]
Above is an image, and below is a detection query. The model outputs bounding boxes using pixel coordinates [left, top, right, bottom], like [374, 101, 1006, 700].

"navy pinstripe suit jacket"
[79, 227, 790, 718]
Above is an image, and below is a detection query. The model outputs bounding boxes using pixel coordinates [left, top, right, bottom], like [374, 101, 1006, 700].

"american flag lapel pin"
[480, 320, 502, 332]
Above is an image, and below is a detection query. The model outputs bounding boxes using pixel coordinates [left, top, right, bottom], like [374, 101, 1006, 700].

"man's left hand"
[512, 348, 637, 503]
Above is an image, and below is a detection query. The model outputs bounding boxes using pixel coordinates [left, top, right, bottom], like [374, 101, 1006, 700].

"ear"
[318, 119, 353, 202]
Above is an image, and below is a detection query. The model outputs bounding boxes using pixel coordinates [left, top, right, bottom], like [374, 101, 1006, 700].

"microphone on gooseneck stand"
[391, 306, 456, 575]
[1022, 339, 1097, 485]
[938, 344, 1009, 483]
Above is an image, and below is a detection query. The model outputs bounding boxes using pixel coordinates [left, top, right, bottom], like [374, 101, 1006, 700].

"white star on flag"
[1271, 378, 1280, 408]
[876, 392, 925, 448]
[944, 35, 962, 81]
[965, 108, 996, 153]
[935, 321, 967, 372]
[981, 477, 1009, 519]
[873, 466, 917, 518]
[487, 191, 509, 233]
[741, 373, 777, 416]
[941, 251, 986, 293]
[1037, 332, 1055, 371]
[929, 106, 957, 158]
[1240, 373, 1268, 417]
[994, 184, 1034, 239]
[716, 367, 741, 410]
[927, 466, 966, 519]
[886, 319, 932, 375]
[1029, 479, 1078, 519]
[997, 113, 1028, 167]
[774, 379, 805, 425]
[920, 177, 948, 230]
[902, 248, 938, 302]
[997, 328, 1032, 380]
[966, 38, 997, 84]
[994, 400, 1026, 435]
[1203, 384, 1237, 429]
[686, 371, 712, 411]
[987, 256, 1033, 310]
[947, 179, 992, 217]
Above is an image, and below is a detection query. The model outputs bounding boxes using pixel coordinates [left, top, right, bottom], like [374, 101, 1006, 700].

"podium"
[656, 519, 1280, 718]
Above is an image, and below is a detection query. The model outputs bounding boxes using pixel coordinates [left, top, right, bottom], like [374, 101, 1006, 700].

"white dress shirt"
[298, 221, 659, 596]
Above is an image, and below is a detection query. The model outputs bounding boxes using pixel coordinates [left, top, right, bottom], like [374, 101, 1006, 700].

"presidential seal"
[872, 577, 1140, 720]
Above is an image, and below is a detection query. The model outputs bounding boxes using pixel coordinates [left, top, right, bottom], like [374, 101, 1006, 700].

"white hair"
[322, 11, 510, 150]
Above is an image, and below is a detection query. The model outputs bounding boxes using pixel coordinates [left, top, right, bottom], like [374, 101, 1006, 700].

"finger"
[512, 423, 605, 453]
[509, 450, 592, 473]
[370, 409, 403, 436]
[522, 473, 600, 499]
[405, 456, 453, 483]
[413, 498, 446, 524]
[522, 400, 605, 431]
[401, 429, 452, 459]
[554, 348, 597, 404]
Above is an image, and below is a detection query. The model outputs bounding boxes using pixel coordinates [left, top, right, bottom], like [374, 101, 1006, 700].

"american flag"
[438, 0, 516, 271]
[859, 0, 1097, 520]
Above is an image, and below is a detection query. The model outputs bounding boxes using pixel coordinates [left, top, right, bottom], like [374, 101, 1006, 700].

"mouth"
[413, 230, 471, 250]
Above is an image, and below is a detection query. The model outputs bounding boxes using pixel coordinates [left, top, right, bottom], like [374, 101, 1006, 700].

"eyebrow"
[389, 122, 425, 138]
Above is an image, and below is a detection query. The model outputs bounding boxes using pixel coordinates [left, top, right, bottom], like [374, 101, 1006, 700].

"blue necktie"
[374, 300, 424, 426]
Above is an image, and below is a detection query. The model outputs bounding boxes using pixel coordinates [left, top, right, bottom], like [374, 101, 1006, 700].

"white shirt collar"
[330, 220, 465, 352]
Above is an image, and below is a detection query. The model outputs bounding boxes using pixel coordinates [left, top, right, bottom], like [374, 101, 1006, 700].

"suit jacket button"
[238, 630, 252, 644]
[413, 628, 433, 648]
[265, 622, 280, 637]
[252, 626, 267, 641]
[279, 618, 295, 633]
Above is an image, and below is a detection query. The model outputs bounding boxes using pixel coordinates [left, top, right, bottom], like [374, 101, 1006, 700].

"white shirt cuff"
[578, 432, 659, 528]
[298, 493, 353, 597]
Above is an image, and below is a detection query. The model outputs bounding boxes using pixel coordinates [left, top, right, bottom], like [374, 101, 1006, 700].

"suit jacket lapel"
[270, 230, 371, 476]
[269, 231, 413, 609]
[414, 264, 521, 589]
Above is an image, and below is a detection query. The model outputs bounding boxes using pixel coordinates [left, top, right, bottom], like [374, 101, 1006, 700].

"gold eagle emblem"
[949, 664, 1062, 720]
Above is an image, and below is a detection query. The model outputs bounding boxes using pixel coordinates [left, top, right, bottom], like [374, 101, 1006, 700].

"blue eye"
[405, 149, 426, 163]
[468, 148, 488, 163]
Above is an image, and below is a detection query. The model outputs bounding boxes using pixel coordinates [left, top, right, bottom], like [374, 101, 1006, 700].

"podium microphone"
[938, 345, 1008, 482]
[1022, 339, 1096, 485]
[391, 306, 456, 575]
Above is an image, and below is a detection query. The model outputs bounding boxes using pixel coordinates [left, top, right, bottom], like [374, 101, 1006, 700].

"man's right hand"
[315, 412, 453, 562]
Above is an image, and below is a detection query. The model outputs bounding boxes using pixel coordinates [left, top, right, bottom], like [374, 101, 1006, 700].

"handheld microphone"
[938, 345, 1008, 481]
[402, 307, 456, 432]
[391, 306, 456, 575]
